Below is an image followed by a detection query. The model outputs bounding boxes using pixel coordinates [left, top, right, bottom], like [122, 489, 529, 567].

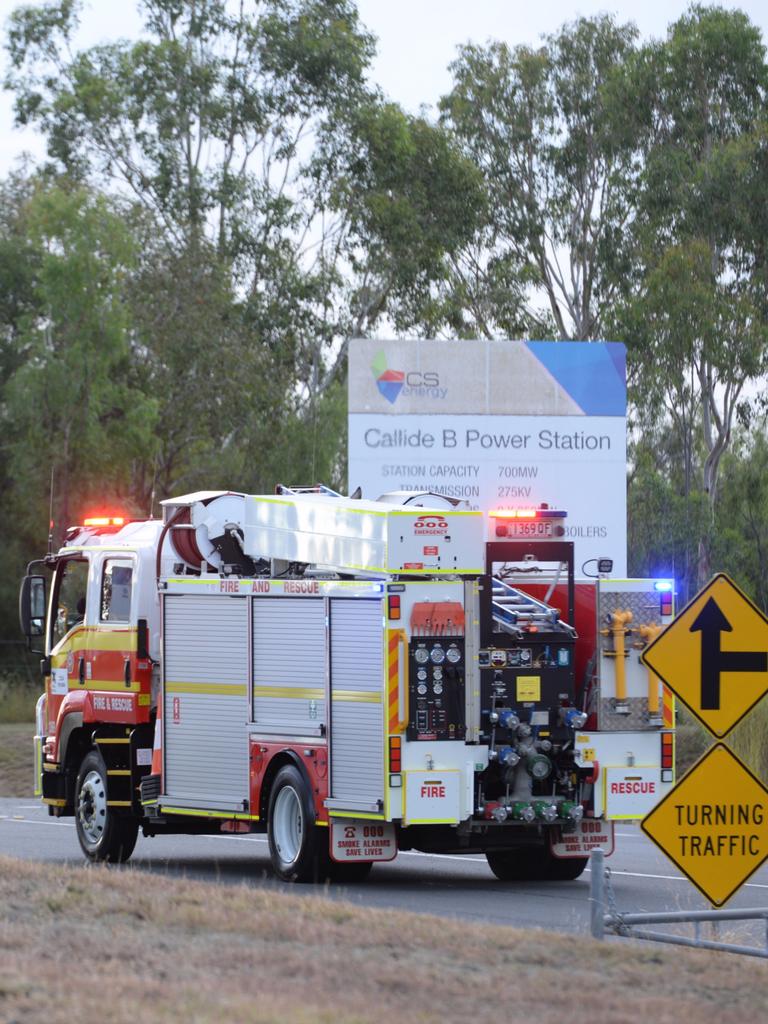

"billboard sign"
[348, 339, 627, 575]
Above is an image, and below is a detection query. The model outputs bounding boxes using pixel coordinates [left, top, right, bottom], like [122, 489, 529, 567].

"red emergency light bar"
[83, 516, 127, 528]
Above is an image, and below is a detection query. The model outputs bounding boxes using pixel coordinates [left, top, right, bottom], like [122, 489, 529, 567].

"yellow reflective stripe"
[167, 578, 231, 585]
[42, 798, 67, 807]
[389, 509, 482, 517]
[52, 627, 137, 655]
[251, 496, 386, 516]
[405, 818, 458, 824]
[254, 686, 324, 700]
[397, 568, 483, 575]
[107, 770, 131, 776]
[328, 811, 385, 820]
[159, 806, 260, 821]
[332, 690, 382, 704]
[34, 737, 43, 798]
[95, 737, 130, 745]
[107, 800, 133, 807]
[165, 682, 247, 696]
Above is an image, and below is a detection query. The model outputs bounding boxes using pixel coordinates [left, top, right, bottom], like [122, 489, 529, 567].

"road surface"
[2, 797, 767, 939]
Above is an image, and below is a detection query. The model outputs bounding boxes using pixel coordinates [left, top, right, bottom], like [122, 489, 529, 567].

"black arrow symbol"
[689, 597, 768, 710]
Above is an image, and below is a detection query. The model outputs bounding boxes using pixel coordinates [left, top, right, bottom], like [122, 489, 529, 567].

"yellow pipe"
[639, 623, 664, 714]
[601, 610, 633, 701]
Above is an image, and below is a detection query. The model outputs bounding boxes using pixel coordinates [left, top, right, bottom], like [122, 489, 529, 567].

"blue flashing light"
[654, 581, 673, 592]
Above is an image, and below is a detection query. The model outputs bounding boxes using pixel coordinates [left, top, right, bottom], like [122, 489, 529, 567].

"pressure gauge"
[433, 667, 443, 681]
[430, 645, 445, 665]
[416, 668, 428, 681]
[433, 683, 443, 695]
[446, 645, 461, 664]
[414, 647, 430, 665]
[417, 683, 428, 695]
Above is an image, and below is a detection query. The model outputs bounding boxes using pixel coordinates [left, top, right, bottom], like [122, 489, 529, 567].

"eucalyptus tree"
[615, 4, 768, 586]
[439, 15, 640, 340]
[5, 0, 483, 492]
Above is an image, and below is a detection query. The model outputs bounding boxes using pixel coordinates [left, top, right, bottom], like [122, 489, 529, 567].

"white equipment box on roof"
[243, 493, 484, 575]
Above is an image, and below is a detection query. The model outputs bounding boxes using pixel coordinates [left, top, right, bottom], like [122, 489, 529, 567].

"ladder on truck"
[491, 578, 575, 635]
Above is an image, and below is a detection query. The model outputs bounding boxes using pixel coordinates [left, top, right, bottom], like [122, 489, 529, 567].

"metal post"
[589, 847, 605, 939]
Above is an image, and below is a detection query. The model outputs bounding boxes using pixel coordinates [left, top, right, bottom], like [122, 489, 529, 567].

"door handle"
[124, 658, 132, 688]
[78, 658, 85, 685]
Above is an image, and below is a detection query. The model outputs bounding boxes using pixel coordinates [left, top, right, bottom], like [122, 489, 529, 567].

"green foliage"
[0, 1, 767, 669]
[3, 181, 157, 531]
[440, 15, 640, 339]
[614, 5, 768, 586]
[326, 99, 487, 337]
[712, 429, 768, 610]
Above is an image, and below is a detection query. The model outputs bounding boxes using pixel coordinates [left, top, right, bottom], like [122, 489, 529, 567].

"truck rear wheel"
[268, 765, 330, 883]
[486, 846, 588, 881]
[75, 750, 138, 863]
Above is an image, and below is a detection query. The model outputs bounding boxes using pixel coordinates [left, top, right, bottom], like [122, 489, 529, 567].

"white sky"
[0, 0, 767, 174]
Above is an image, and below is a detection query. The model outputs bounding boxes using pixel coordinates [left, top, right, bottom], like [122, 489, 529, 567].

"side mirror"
[19, 575, 46, 650]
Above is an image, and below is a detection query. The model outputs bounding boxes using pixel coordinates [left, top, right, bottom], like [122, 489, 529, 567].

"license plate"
[505, 522, 553, 537]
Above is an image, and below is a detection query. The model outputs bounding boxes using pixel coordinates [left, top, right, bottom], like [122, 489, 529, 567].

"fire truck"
[19, 486, 675, 882]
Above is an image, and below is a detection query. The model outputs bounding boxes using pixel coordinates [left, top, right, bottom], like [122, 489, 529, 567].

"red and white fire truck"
[19, 486, 675, 882]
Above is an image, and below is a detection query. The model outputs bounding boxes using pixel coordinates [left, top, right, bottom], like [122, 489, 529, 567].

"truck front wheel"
[268, 765, 330, 883]
[75, 751, 138, 863]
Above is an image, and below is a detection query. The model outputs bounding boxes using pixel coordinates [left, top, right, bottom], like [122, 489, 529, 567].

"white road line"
[398, 850, 488, 864]
[605, 867, 768, 891]
[0, 817, 75, 828]
[2, 817, 766, 891]
[198, 835, 491, 863]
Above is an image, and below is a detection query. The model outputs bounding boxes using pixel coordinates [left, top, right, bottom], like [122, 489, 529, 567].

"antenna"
[47, 465, 54, 557]
[149, 454, 157, 519]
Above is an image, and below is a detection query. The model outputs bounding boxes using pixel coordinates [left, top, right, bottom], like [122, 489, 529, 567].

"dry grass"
[0, 677, 38, 724]
[675, 706, 711, 776]
[0, 723, 33, 797]
[675, 698, 768, 782]
[729, 694, 768, 780]
[0, 856, 766, 1024]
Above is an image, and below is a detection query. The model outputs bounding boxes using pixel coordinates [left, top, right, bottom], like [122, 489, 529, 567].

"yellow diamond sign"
[642, 573, 768, 737]
[642, 744, 768, 906]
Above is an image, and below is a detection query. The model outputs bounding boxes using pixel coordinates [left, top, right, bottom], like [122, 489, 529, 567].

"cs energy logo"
[370, 350, 447, 404]
[371, 350, 404, 404]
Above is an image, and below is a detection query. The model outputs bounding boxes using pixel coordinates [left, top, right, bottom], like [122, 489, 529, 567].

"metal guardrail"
[589, 847, 768, 958]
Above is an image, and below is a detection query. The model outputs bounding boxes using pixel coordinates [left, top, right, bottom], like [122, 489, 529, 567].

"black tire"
[75, 750, 138, 863]
[486, 845, 588, 881]
[267, 765, 329, 882]
[329, 860, 374, 883]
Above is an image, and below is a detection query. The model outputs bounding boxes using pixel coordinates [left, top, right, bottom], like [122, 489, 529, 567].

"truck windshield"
[51, 559, 89, 648]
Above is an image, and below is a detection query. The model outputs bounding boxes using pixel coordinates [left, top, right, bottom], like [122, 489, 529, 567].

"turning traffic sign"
[642, 573, 768, 738]
[642, 744, 768, 907]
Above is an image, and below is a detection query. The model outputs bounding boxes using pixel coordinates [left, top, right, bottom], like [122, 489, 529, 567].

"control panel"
[478, 635, 576, 739]
[407, 638, 466, 741]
